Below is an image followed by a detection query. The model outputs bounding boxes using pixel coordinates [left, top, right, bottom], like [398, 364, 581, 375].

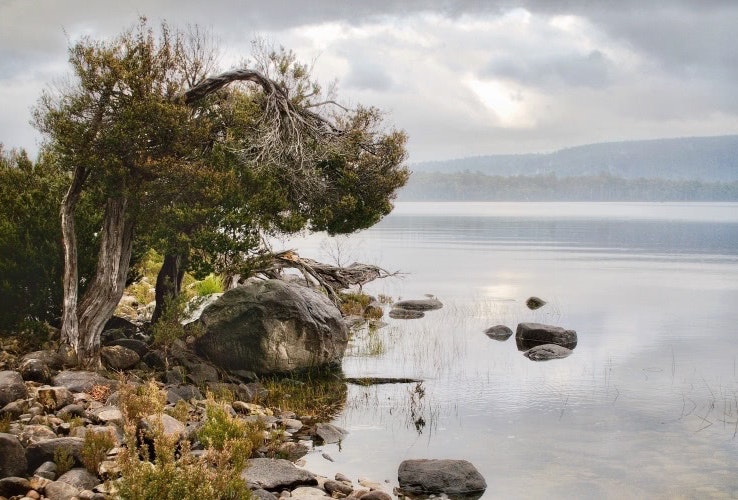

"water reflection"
[283, 203, 738, 497]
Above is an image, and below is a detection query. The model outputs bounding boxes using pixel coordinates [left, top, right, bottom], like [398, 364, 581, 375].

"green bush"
[81, 428, 116, 474]
[194, 274, 224, 296]
[54, 446, 75, 476]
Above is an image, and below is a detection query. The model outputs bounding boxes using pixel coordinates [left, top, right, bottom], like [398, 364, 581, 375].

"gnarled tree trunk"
[61, 196, 134, 368]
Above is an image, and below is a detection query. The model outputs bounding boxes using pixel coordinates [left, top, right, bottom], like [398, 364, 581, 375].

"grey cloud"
[484, 49, 612, 89]
[344, 62, 395, 91]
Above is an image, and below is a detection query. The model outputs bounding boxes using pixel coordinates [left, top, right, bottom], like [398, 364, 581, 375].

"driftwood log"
[246, 250, 400, 303]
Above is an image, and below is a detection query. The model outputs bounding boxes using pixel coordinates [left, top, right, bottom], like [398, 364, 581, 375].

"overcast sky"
[1, 0, 736, 162]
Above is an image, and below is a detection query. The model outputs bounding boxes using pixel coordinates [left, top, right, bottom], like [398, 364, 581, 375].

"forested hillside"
[403, 135, 738, 201]
[413, 135, 738, 182]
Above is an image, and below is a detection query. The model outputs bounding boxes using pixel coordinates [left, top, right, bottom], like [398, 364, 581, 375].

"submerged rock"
[523, 344, 573, 361]
[397, 459, 487, 497]
[314, 423, 348, 444]
[515, 322, 577, 350]
[484, 325, 513, 341]
[388, 308, 425, 319]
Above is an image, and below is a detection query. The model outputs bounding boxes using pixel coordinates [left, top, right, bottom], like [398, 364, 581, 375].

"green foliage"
[118, 379, 166, 423]
[194, 274, 224, 296]
[54, 446, 75, 476]
[0, 147, 99, 330]
[81, 428, 116, 474]
[198, 400, 263, 456]
[117, 390, 253, 500]
[164, 400, 190, 423]
[151, 293, 188, 368]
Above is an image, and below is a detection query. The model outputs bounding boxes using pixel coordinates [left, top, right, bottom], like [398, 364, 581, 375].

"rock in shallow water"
[388, 308, 425, 319]
[393, 298, 443, 311]
[484, 325, 513, 341]
[523, 344, 573, 361]
[397, 459, 487, 497]
[526, 296, 547, 310]
[515, 322, 577, 350]
[243, 458, 317, 490]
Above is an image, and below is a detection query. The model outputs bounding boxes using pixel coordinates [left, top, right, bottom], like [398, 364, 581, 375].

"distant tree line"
[399, 171, 738, 201]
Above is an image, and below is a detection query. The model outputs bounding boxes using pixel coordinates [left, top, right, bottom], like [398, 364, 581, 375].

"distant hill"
[412, 135, 738, 182]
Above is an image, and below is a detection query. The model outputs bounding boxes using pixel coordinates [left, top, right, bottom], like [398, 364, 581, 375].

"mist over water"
[280, 202, 738, 498]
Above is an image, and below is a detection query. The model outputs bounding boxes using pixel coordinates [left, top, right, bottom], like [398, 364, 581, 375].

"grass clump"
[54, 446, 75, 475]
[118, 379, 166, 423]
[259, 372, 347, 421]
[81, 428, 116, 474]
[339, 292, 383, 320]
[198, 399, 264, 454]
[194, 274, 224, 296]
[164, 400, 190, 423]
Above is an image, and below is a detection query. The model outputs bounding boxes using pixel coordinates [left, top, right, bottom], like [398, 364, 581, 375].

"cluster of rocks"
[388, 298, 443, 320]
[485, 322, 578, 361]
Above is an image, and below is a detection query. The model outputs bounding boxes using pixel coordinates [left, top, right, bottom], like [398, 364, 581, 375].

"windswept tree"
[35, 20, 408, 367]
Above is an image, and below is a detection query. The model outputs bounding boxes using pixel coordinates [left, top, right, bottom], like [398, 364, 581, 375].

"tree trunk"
[59, 168, 86, 356]
[74, 197, 134, 368]
[151, 253, 186, 323]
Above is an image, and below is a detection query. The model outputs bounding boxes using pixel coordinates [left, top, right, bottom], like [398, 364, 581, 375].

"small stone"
[44, 479, 81, 500]
[524, 344, 573, 361]
[335, 473, 351, 483]
[290, 486, 328, 496]
[484, 325, 513, 341]
[34, 461, 57, 480]
[325, 480, 354, 495]
[526, 296, 547, 310]
[392, 298, 443, 311]
[0, 476, 31, 497]
[322, 452, 334, 462]
[359, 492, 392, 500]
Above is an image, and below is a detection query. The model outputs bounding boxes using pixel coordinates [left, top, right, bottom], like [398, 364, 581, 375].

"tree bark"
[151, 253, 186, 323]
[74, 197, 134, 368]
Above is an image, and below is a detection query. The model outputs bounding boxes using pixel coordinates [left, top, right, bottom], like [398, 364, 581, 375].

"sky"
[1, 0, 736, 162]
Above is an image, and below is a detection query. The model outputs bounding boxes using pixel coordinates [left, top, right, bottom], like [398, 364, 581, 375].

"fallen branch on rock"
[242, 250, 402, 303]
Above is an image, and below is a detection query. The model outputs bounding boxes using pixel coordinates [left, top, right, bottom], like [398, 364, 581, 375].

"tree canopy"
[32, 19, 409, 366]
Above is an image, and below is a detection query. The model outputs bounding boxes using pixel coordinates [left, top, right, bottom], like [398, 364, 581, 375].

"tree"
[0, 146, 100, 330]
[34, 20, 408, 367]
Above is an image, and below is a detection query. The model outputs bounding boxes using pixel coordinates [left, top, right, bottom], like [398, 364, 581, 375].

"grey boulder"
[398, 459, 487, 497]
[0, 433, 27, 479]
[515, 322, 577, 350]
[196, 280, 349, 375]
[52, 371, 118, 394]
[0, 371, 27, 407]
[26, 437, 84, 471]
[243, 458, 317, 490]
[314, 423, 348, 444]
[101, 345, 140, 370]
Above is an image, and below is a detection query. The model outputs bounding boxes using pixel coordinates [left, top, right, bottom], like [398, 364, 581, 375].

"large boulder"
[0, 371, 27, 407]
[195, 280, 349, 375]
[25, 437, 84, 471]
[0, 433, 27, 479]
[515, 322, 577, 350]
[52, 371, 118, 394]
[397, 459, 487, 498]
[101, 345, 140, 370]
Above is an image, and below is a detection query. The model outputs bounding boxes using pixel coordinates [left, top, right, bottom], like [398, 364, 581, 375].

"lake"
[280, 202, 738, 498]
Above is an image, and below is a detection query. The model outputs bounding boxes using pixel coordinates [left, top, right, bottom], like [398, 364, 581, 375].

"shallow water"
[280, 202, 738, 498]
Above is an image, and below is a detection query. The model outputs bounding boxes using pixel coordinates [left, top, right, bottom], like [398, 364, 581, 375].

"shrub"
[0, 414, 11, 433]
[164, 400, 190, 423]
[81, 428, 116, 474]
[54, 446, 75, 475]
[118, 379, 166, 424]
[116, 393, 253, 500]
[194, 274, 224, 296]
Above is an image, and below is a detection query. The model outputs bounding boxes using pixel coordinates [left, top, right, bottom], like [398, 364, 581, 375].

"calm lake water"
[282, 202, 738, 498]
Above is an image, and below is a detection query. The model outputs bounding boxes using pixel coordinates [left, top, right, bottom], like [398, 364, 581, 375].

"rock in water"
[523, 344, 573, 361]
[484, 325, 513, 341]
[398, 459, 487, 497]
[195, 280, 349, 375]
[526, 296, 547, 310]
[393, 298, 443, 311]
[388, 308, 425, 319]
[243, 458, 317, 490]
[515, 322, 577, 350]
